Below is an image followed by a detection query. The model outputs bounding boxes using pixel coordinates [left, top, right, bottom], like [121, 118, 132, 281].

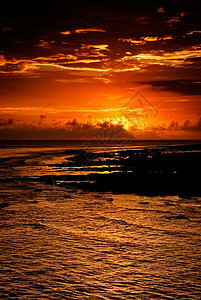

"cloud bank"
[0, 117, 201, 140]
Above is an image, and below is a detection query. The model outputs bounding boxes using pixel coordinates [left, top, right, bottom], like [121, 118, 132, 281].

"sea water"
[0, 140, 200, 299]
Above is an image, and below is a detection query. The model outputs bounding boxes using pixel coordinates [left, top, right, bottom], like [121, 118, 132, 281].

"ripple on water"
[0, 146, 201, 299]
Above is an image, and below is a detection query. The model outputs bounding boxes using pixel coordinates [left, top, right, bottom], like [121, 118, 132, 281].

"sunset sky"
[0, 0, 201, 139]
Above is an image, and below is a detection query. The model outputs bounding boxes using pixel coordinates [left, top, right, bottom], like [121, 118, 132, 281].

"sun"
[109, 116, 131, 130]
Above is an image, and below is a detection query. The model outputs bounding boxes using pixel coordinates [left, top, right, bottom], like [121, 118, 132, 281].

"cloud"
[38, 114, 46, 125]
[144, 36, 173, 42]
[187, 30, 201, 35]
[119, 38, 145, 45]
[151, 118, 201, 132]
[0, 56, 39, 74]
[37, 40, 55, 49]
[55, 76, 111, 84]
[0, 0, 201, 87]
[78, 44, 109, 58]
[157, 6, 165, 13]
[0, 46, 110, 74]
[65, 119, 133, 139]
[117, 44, 201, 69]
[75, 28, 106, 34]
[166, 17, 181, 24]
[180, 118, 201, 131]
[127, 118, 201, 140]
[59, 30, 71, 35]
[60, 28, 106, 35]
[0, 22, 200, 75]
[119, 35, 173, 45]
[0, 118, 133, 140]
[1, 26, 12, 32]
[139, 79, 201, 96]
[0, 116, 201, 140]
[0, 118, 14, 127]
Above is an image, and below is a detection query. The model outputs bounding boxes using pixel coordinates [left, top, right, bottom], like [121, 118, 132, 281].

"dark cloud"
[38, 114, 46, 125]
[149, 118, 201, 132]
[65, 119, 133, 139]
[139, 79, 201, 96]
[0, 1, 200, 140]
[1, 0, 201, 62]
[180, 118, 201, 131]
[0, 119, 133, 140]
[0, 117, 201, 140]
[0, 118, 14, 127]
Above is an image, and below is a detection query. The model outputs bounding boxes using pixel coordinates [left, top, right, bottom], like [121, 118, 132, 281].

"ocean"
[0, 140, 201, 299]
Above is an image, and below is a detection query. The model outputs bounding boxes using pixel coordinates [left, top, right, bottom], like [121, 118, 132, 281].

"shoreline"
[24, 143, 201, 197]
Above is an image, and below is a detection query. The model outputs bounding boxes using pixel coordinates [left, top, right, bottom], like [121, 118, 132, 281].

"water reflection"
[0, 141, 201, 299]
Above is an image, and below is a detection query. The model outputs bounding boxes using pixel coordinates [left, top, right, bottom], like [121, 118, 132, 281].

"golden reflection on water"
[1, 181, 201, 299]
[0, 143, 201, 299]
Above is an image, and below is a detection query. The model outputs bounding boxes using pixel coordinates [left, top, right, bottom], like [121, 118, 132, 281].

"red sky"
[0, 1, 201, 139]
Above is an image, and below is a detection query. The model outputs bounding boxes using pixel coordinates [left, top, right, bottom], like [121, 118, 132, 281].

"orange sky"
[0, 1, 201, 139]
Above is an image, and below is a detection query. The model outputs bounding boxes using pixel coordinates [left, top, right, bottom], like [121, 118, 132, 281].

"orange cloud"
[0, 118, 133, 140]
[75, 28, 106, 34]
[80, 44, 109, 50]
[59, 30, 71, 35]
[119, 38, 145, 45]
[1, 116, 201, 140]
[187, 30, 201, 35]
[118, 45, 201, 68]
[144, 36, 173, 42]
[60, 28, 106, 35]
[0, 39, 200, 77]
[37, 40, 55, 49]
[119, 35, 173, 44]
[166, 17, 181, 24]
[157, 6, 165, 13]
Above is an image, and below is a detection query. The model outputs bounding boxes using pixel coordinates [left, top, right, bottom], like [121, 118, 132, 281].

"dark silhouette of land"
[38, 143, 201, 197]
